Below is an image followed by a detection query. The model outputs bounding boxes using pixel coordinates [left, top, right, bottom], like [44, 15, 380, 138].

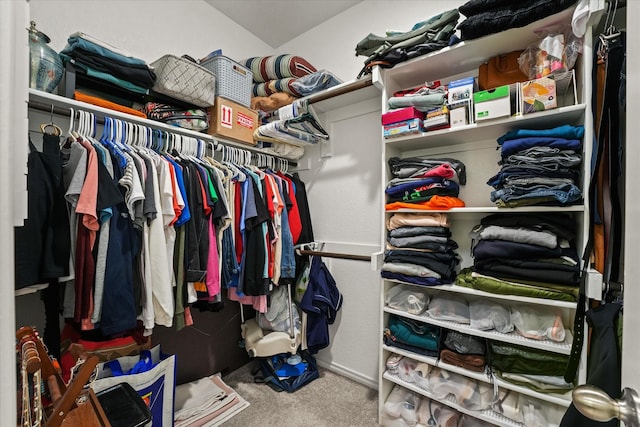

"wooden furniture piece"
[16, 326, 111, 427]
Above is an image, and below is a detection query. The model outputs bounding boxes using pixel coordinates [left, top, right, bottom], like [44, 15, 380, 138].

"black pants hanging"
[560, 303, 622, 426]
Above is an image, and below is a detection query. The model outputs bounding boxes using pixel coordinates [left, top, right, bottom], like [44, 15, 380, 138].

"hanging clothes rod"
[27, 89, 298, 166]
[305, 75, 373, 105]
[295, 242, 373, 262]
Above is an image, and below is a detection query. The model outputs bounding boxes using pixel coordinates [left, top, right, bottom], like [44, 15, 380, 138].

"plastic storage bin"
[200, 55, 253, 108]
[150, 54, 216, 107]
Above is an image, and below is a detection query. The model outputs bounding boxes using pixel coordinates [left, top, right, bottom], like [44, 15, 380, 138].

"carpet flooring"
[220, 361, 380, 426]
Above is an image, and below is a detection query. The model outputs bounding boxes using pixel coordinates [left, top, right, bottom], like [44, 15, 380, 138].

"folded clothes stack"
[60, 32, 156, 95]
[489, 125, 585, 208]
[385, 157, 466, 211]
[457, 0, 578, 41]
[468, 212, 581, 291]
[382, 212, 460, 286]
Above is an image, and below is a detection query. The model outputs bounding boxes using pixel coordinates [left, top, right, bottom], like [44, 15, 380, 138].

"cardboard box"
[423, 105, 449, 131]
[447, 76, 476, 105]
[521, 76, 557, 114]
[383, 118, 423, 138]
[474, 85, 511, 121]
[448, 100, 471, 128]
[207, 97, 258, 145]
[381, 107, 425, 126]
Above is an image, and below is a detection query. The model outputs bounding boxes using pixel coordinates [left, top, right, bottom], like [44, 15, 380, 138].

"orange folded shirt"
[386, 195, 465, 211]
[74, 91, 147, 119]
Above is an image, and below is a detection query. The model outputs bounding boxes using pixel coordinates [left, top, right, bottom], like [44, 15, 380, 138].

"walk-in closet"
[4, 0, 639, 426]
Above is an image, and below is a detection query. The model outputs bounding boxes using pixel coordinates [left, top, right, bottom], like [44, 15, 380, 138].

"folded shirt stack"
[488, 125, 584, 208]
[468, 212, 581, 289]
[386, 156, 466, 210]
[60, 32, 156, 94]
[382, 212, 461, 286]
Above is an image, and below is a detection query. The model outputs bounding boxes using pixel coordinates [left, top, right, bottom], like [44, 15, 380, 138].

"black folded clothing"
[457, 0, 578, 40]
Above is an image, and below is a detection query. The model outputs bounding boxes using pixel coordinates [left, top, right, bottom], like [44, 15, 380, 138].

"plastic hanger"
[99, 116, 127, 168]
[222, 145, 246, 181]
[599, 0, 621, 53]
[61, 107, 77, 147]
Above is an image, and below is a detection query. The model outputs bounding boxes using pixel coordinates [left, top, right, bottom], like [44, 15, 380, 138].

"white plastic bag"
[469, 299, 513, 333]
[426, 293, 470, 324]
[517, 26, 583, 80]
[385, 284, 430, 315]
[511, 305, 565, 342]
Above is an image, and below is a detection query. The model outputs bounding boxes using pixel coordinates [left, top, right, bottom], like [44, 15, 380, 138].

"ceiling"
[204, 0, 362, 48]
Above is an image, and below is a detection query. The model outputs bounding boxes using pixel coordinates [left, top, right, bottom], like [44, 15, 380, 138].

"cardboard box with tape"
[207, 97, 258, 145]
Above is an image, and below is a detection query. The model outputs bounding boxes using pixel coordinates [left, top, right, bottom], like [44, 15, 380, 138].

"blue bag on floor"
[253, 350, 319, 393]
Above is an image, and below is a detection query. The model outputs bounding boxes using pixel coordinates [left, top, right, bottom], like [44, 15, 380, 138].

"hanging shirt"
[165, 156, 191, 226]
[156, 156, 177, 287]
[100, 154, 140, 336]
[139, 150, 173, 330]
[61, 139, 87, 318]
[91, 143, 123, 325]
[74, 137, 100, 326]
[241, 174, 271, 296]
[15, 135, 71, 290]
[278, 172, 302, 244]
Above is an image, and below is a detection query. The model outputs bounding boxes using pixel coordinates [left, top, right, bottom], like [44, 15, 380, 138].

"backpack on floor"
[252, 350, 319, 393]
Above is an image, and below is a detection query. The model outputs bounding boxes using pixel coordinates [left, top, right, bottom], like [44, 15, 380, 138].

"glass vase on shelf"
[28, 21, 63, 93]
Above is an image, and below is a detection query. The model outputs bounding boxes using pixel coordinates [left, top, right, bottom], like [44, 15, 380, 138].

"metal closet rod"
[305, 77, 373, 104]
[296, 243, 372, 262]
[297, 249, 371, 262]
[27, 99, 298, 167]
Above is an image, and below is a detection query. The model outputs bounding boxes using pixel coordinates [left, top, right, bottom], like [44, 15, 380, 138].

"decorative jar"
[28, 21, 63, 93]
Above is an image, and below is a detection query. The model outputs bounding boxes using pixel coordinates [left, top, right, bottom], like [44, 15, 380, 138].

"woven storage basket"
[150, 55, 216, 107]
[200, 55, 253, 107]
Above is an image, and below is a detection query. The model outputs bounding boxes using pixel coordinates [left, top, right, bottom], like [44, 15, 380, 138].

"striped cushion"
[252, 78, 302, 97]
[243, 55, 317, 83]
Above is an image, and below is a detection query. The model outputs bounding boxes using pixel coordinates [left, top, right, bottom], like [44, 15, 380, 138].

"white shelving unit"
[376, 3, 605, 426]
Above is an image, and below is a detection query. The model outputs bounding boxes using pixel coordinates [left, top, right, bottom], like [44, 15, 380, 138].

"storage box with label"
[448, 100, 471, 128]
[423, 105, 449, 131]
[521, 76, 557, 114]
[207, 96, 258, 145]
[381, 107, 425, 126]
[383, 118, 423, 139]
[447, 76, 476, 105]
[474, 85, 511, 121]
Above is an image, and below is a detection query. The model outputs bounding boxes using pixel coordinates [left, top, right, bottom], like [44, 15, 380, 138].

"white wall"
[30, 0, 275, 63]
[279, 0, 464, 81]
[298, 97, 383, 387]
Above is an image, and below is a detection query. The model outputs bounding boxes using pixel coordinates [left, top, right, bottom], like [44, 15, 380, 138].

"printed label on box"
[220, 104, 233, 129]
[237, 111, 254, 129]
